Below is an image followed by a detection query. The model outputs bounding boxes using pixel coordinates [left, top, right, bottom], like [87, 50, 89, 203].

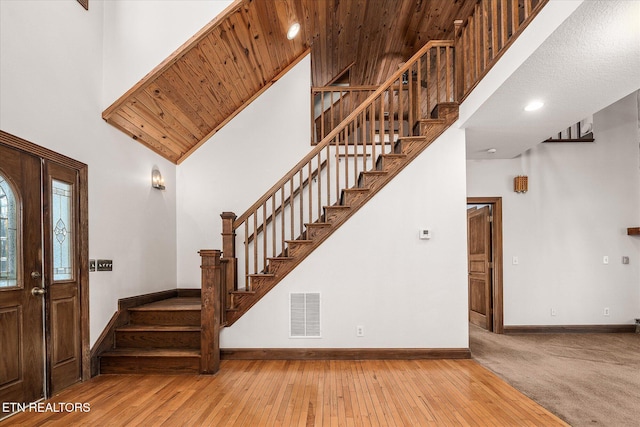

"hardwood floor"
[1, 359, 567, 426]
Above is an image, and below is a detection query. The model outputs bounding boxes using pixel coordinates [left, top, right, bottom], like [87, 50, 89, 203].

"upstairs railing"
[216, 0, 550, 314]
[312, 86, 379, 144]
[454, 0, 548, 102]
[222, 40, 455, 293]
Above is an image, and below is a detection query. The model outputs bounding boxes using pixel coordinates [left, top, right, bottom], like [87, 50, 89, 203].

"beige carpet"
[470, 325, 640, 426]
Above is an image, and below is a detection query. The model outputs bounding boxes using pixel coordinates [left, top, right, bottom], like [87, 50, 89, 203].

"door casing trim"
[0, 130, 90, 384]
[467, 197, 503, 334]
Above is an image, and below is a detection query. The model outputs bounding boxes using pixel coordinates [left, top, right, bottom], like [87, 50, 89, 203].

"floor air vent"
[290, 293, 321, 338]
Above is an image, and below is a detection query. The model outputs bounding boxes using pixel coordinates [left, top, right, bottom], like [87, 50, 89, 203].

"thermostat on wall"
[419, 229, 431, 240]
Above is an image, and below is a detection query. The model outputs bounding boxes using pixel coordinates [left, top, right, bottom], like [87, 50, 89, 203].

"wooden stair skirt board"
[225, 103, 459, 326]
[94, 291, 203, 375]
[503, 325, 636, 334]
[221, 348, 471, 360]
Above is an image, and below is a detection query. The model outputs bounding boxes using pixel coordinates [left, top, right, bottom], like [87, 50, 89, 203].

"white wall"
[176, 55, 312, 287]
[220, 126, 469, 349]
[467, 92, 640, 325]
[0, 0, 224, 346]
[103, 0, 232, 105]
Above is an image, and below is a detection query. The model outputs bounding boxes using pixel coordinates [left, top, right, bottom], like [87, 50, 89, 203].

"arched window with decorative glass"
[0, 173, 19, 288]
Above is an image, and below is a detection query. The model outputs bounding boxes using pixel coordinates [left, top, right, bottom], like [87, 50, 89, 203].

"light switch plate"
[97, 259, 113, 271]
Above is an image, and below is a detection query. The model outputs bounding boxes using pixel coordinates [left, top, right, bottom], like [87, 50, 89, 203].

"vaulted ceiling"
[103, 0, 477, 164]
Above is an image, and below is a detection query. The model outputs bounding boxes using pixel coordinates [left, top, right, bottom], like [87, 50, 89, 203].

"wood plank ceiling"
[102, 0, 476, 164]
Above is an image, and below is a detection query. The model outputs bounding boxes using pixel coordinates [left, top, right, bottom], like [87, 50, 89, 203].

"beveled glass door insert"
[51, 180, 74, 282]
[0, 174, 19, 288]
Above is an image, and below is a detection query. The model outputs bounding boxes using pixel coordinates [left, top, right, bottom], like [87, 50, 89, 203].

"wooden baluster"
[436, 46, 442, 106]
[220, 212, 237, 310]
[396, 82, 402, 143]
[389, 85, 395, 143]
[492, 0, 499, 57]
[271, 196, 276, 257]
[335, 133, 340, 204]
[475, 3, 482, 80]
[308, 162, 312, 226]
[199, 249, 221, 374]
[253, 211, 258, 275]
[262, 202, 267, 271]
[511, 0, 520, 35]
[344, 126, 349, 190]
[289, 178, 294, 239]
[244, 221, 249, 289]
[445, 45, 453, 102]
[280, 186, 285, 253]
[317, 152, 322, 219]
[483, 0, 489, 68]
[361, 111, 367, 173]
[354, 116, 359, 183]
[370, 103, 376, 163]
[524, 0, 532, 21]
[299, 169, 304, 234]
[325, 145, 331, 207]
[417, 55, 423, 120]
[500, 0, 508, 47]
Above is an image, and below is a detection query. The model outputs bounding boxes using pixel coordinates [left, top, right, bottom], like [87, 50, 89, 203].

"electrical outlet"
[550, 308, 557, 316]
[604, 307, 610, 316]
[89, 259, 96, 272]
[512, 256, 519, 265]
[622, 256, 630, 265]
[603, 256, 609, 264]
[356, 325, 364, 337]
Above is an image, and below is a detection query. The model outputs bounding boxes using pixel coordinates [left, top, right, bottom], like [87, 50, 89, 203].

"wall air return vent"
[290, 293, 321, 338]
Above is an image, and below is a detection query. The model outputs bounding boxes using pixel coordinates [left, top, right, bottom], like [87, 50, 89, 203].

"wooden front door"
[0, 144, 45, 407]
[467, 206, 493, 330]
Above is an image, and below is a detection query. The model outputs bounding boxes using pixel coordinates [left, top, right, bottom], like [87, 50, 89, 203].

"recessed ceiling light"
[287, 23, 300, 40]
[487, 148, 497, 154]
[524, 100, 544, 112]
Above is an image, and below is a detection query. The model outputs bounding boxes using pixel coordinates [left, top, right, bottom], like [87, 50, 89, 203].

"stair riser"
[248, 276, 274, 292]
[265, 260, 293, 275]
[285, 243, 313, 258]
[341, 191, 369, 206]
[100, 356, 200, 375]
[323, 208, 350, 224]
[129, 310, 200, 327]
[358, 173, 386, 189]
[420, 123, 448, 140]
[305, 226, 331, 240]
[376, 157, 404, 172]
[115, 331, 200, 349]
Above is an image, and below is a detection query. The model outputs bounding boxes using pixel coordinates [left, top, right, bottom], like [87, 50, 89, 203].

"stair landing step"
[101, 348, 200, 358]
[130, 297, 201, 311]
[116, 325, 200, 332]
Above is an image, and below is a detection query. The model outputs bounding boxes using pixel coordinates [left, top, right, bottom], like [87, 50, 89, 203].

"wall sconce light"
[151, 167, 165, 190]
[514, 175, 528, 193]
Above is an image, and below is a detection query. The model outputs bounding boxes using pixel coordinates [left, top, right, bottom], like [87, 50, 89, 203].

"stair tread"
[130, 297, 201, 311]
[116, 326, 200, 334]
[343, 188, 370, 192]
[285, 239, 313, 243]
[248, 273, 275, 278]
[231, 290, 257, 295]
[324, 205, 350, 209]
[305, 222, 331, 227]
[101, 348, 200, 358]
[267, 256, 294, 261]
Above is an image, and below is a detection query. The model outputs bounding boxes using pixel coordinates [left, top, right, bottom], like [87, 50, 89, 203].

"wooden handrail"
[234, 40, 453, 228]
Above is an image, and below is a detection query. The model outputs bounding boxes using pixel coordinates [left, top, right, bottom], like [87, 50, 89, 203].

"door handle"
[31, 271, 42, 279]
[31, 287, 46, 296]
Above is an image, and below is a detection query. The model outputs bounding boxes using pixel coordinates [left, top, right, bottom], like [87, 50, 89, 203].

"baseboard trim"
[221, 348, 471, 360]
[503, 324, 635, 334]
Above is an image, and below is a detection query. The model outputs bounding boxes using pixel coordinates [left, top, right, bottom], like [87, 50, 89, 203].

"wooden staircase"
[224, 101, 459, 326]
[99, 297, 202, 374]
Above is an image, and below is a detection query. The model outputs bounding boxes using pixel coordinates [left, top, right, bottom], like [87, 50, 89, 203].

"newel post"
[220, 212, 237, 310]
[454, 19, 464, 103]
[199, 249, 221, 374]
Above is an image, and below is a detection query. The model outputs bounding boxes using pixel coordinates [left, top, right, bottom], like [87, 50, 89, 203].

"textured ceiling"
[463, 0, 640, 160]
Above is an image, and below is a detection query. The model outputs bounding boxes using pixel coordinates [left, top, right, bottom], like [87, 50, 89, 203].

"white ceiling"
[463, 0, 640, 160]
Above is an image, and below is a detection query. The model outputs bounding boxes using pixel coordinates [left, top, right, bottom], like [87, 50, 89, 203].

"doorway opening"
[467, 197, 503, 334]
